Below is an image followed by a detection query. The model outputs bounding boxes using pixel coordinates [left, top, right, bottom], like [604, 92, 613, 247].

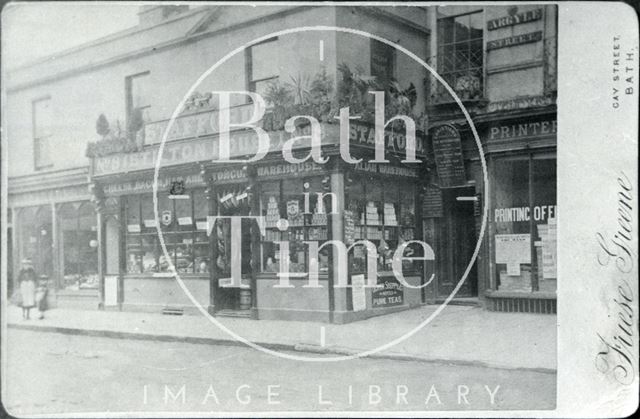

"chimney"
[138, 5, 189, 26]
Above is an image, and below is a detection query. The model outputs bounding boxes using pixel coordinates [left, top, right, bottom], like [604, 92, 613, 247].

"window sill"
[485, 290, 557, 299]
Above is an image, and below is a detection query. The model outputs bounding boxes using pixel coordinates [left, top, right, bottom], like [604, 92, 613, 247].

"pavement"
[5, 303, 557, 372]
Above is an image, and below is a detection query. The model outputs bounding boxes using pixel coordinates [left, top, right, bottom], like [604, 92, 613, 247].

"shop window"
[33, 97, 53, 170]
[59, 203, 99, 290]
[346, 176, 419, 274]
[436, 11, 483, 102]
[259, 178, 330, 274]
[247, 38, 279, 102]
[124, 189, 208, 275]
[493, 155, 557, 293]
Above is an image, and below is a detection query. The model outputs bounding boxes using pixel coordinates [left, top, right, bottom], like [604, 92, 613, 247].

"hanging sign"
[161, 210, 173, 226]
[422, 186, 444, 218]
[431, 124, 466, 188]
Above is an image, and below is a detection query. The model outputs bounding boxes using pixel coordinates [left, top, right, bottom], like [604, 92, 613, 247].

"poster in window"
[351, 274, 367, 312]
[495, 234, 531, 264]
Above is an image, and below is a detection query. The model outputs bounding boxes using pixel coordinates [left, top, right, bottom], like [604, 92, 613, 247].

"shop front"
[89, 108, 431, 323]
[424, 112, 557, 313]
[8, 167, 99, 309]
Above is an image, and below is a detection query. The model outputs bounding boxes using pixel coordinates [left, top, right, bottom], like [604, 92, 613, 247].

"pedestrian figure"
[18, 258, 37, 320]
[35, 277, 49, 320]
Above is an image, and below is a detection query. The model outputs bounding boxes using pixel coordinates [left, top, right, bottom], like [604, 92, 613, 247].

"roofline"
[5, 5, 211, 73]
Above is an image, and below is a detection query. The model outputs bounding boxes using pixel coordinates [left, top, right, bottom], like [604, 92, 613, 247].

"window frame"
[245, 37, 280, 98]
[32, 96, 53, 170]
[125, 71, 151, 124]
[436, 10, 485, 101]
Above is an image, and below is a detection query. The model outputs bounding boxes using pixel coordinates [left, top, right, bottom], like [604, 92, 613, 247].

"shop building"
[5, 4, 558, 319]
[423, 4, 557, 313]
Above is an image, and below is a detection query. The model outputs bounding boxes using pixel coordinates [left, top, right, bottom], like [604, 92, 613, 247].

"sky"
[2, 2, 140, 69]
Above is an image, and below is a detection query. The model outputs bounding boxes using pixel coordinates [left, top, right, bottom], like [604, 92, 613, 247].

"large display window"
[124, 189, 210, 275]
[259, 177, 330, 274]
[345, 175, 419, 274]
[492, 153, 557, 292]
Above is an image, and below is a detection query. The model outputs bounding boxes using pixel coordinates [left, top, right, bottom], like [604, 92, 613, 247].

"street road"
[3, 329, 555, 415]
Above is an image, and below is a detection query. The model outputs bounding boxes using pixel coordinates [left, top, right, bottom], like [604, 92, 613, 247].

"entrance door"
[214, 191, 253, 312]
[437, 187, 478, 298]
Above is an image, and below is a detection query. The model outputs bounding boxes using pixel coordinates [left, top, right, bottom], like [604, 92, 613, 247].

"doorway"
[436, 187, 478, 299]
[214, 188, 253, 313]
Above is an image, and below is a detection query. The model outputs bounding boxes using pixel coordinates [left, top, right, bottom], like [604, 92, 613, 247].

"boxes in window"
[383, 203, 398, 226]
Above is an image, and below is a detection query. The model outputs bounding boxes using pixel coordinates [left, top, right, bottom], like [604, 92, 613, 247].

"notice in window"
[495, 234, 531, 264]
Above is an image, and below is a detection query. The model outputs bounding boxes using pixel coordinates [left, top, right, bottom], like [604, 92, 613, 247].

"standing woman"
[18, 258, 37, 320]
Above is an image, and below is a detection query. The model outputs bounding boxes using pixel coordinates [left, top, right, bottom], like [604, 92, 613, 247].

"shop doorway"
[437, 187, 478, 299]
[214, 188, 253, 314]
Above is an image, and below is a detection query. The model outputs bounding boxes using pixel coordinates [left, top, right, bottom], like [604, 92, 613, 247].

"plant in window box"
[454, 74, 481, 100]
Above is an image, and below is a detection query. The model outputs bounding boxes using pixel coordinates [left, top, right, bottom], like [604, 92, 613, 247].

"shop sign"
[103, 174, 204, 196]
[353, 162, 419, 178]
[487, 8, 542, 30]
[494, 205, 557, 222]
[487, 31, 542, 51]
[9, 184, 90, 208]
[349, 121, 427, 157]
[144, 103, 256, 145]
[431, 124, 466, 188]
[161, 210, 173, 226]
[210, 168, 248, 183]
[487, 95, 555, 113]
[422, 186, 444, 218]
[256, 161, 324, 178]
[372, 276, 404, 307]
[488, 119, 557, 141]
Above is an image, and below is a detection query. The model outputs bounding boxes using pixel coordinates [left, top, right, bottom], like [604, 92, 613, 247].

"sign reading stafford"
[93, 93, 426, 177]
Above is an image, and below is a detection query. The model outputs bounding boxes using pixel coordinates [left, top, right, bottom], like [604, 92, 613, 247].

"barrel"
[239, 289, 252, 310]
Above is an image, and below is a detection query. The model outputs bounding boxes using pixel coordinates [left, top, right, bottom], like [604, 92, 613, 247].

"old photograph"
[0, 1, 634, 417]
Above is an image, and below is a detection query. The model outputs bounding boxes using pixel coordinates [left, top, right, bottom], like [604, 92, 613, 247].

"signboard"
[487, 8, 542, 30]
[372, 276, 404, 308]
[488, 119, 557, 142]
[256, 162, 324, 179]
[144, 103, 257, 145]
[431, 124, 466, 188]
[103, 174, 204, 196]
[487, 95, 556, 113]
[353, 162, 419, 178]
[487, 31, 543, 51]
[422, 186, 444, 218]
[495, 234, 531, 264]
[344, 210, 356, 245]
[351, 274, 367, 312]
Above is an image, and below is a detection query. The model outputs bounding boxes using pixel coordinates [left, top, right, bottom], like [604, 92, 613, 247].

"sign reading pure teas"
[431, 124, 467, 188]
[372, 276, 404, 308]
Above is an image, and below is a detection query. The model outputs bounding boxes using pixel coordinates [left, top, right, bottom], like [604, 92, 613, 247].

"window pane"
[532, 158, 557, 291]
[493, 158, 531, 292]
[438, 18, 454, 45]
[130, 73, 151, 109]
[455, 42, 470, 70]
[251, 40, 279, 81]
[454, 15, 470, 42]
[469, 12, 483, 40]
[33, 98, 52, 138]
[469, 39, 483, 68]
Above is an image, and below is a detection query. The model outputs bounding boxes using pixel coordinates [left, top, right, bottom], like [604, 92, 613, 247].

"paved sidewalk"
[5, 304, 557, 372]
